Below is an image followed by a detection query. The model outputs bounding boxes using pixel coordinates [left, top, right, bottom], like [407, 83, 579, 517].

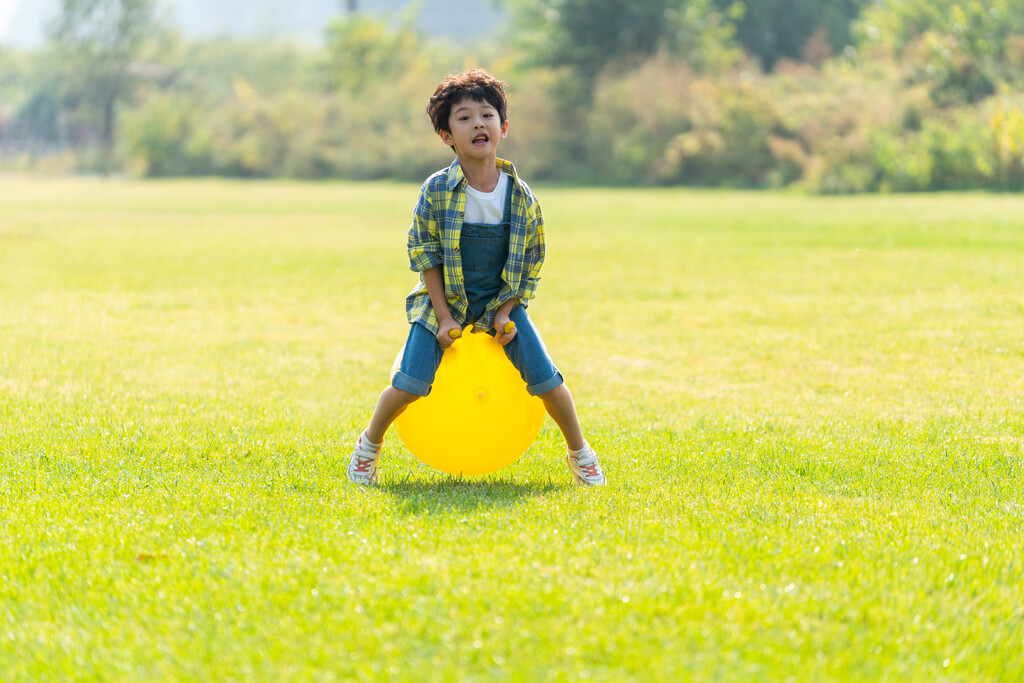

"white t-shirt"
[463, 173, 509, 225]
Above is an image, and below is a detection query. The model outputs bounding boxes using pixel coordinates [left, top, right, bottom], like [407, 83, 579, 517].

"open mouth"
[472, 134, 489, 145]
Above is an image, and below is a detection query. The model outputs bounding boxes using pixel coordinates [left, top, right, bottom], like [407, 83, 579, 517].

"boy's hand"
[437, 319, 462, 349]
[494, 318, 517, 346]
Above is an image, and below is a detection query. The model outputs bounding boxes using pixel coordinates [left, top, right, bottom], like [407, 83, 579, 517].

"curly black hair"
[426, 69, 508, 135]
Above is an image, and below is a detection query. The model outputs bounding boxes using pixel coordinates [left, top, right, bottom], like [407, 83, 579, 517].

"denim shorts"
[391, 304, 563, 397]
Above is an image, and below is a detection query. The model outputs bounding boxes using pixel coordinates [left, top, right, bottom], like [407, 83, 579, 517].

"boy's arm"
[423, 265, 461, 348]
[408, 187, 444, 273]
[517, 197, 546, 303]
[408, 179, 459, 346]
[493, 298, 518, 346]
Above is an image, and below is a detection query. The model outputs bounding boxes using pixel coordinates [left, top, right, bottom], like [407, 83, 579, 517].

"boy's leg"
[538, 384, 585, 452]
[366, 386, 418, 444]
[503, 306, 606, 485]
[349, 323, 443, 485]
[348, 385, 418, 485]
[538, 383, 606, 486]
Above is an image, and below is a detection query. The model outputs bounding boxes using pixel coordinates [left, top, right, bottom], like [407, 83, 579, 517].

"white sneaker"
[347, 435, 381, 485]
[567, 446, 606, 486]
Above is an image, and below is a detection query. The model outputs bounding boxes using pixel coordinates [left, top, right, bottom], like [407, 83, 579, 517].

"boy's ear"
[439, 130, 455, 146]
[500, 120, 509, 139]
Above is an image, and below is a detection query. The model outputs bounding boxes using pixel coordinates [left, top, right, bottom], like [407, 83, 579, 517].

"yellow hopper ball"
[391, 330, 544, 476]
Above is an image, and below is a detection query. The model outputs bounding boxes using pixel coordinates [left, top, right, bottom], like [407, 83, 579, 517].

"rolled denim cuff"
[527, 371, 563, 397]
[391, 370, 432, 397]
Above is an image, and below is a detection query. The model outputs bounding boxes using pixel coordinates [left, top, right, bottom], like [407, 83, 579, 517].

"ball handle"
[449, 323, 512, 339]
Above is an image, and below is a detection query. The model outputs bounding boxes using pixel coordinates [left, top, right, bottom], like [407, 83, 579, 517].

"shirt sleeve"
[517, 198, 546, 301]
[407, 182, 444, 273]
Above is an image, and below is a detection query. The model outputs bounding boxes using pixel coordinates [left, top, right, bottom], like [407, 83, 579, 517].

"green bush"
[122, 92, 212, 176]
[586, 56, 793, 187]
[989, 97, 1024, 189]
[123, 74, 454, 181]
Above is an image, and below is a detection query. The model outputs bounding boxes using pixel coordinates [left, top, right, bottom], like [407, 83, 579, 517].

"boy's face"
[439, 97, 508, 160]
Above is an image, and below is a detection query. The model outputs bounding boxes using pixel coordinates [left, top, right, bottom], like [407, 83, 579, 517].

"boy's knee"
[390, 370, 433, 397]
[538, 382, 569, 401]
[528, 372, 565, 398]
[385, 385, 419, 403]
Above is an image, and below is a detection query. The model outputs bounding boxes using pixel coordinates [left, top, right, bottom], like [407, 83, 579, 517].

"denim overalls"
[392, 178, 563, 398]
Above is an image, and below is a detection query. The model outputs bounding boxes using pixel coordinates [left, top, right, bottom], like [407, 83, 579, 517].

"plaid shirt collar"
[445, 157, 520, 193]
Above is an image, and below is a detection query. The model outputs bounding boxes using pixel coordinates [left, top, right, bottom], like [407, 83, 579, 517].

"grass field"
[1, 177, 1023, 681]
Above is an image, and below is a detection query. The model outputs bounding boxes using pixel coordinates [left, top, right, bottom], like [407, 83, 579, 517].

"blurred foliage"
[2, 0, 1024, 191]
[47, 0, 167, 173]
[508, 0, 740, 81]
[320, 14, 424, 92]
[859, 0, 1024, 105]
[586, 56, 786, 186]
[717, 0, 867, 70]
[120, 15, 459, 180]
[177, 37, 313, 96]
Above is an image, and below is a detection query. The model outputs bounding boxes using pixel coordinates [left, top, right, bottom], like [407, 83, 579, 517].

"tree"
[498, 0, 738, 179]
[320, 14, 423, 93]
[716, 0, 866, 71]
[526, 0, 670, 80]
[858, 0, 1024, 51]
[858, 0, 1024, 104]
[47, 0, 163, 172]
[509, 0, 737, 84]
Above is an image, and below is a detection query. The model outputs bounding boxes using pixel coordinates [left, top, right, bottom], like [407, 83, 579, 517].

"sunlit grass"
[1, 178, 1023, 680]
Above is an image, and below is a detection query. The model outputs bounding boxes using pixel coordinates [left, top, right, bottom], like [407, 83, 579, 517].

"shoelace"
[572, 453, 602, 478]
[352, 455, 376, 473]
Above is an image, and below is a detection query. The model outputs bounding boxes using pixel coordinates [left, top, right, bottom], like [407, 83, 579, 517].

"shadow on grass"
[381, 475, 570, 515]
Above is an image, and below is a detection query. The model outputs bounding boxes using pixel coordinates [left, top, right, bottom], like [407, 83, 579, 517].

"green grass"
[2, 177, 1023, 681]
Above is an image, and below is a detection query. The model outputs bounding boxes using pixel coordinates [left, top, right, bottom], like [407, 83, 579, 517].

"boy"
[348, 69, 606, 487]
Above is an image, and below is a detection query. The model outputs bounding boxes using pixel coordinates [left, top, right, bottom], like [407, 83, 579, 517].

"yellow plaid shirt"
[405, 158, 546, 333]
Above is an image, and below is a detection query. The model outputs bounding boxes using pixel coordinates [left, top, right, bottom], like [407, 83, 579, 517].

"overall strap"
[501, 174, 514, 228]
